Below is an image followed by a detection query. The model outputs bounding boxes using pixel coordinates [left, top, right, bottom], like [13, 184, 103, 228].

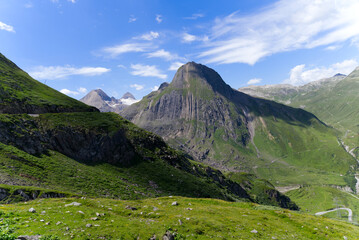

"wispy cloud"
[325, 45, 341, 51]
[102, 43, 153, 58]
[135, 31, 159, 41]
[284, 59, 358, 85]
[78, 87, 87, 93]
[128, 15, 137, 23]
[121, 98, 140, 105]
[182, 33, 197, 43]
[117, 64, 126, 69]
[200, 0, 359, 65]
[184, 13, 205, 20]
[151, 85, 159, 91]
[147, 49, 186, 62]
[130, 64, 167, 79]
[247, 78, 262, 85]
[29, 65, 110, 80]
[68, 0, 76, 3]
[182, 33, 208, 43]
[168, 62, 185, 71]
[130, 84, 144, 90]
[156, 14, 163, 23]
[24, 2, 33, 8]
[60, 87, 87, 96]
[0, 21, 15, 33]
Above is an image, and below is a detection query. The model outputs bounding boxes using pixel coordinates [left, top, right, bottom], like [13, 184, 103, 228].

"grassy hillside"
[1, 196, 359, 239]
[239, 70, 359, 160]
[0, 112, 240, 201]
[287, 186, 359, 223]
[0, 53, 96, 113]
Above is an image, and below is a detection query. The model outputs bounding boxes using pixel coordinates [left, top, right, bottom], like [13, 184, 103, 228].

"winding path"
[315, 208, 353, 222]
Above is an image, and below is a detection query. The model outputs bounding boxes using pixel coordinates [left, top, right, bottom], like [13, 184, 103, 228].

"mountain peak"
[121, 92, 135, 100]
[92, 89, 111, 101]
[171, 62, 232, 97]
[333, 73, 346, 77]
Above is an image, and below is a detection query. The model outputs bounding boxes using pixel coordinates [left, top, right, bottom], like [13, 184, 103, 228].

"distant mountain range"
[80, 89, 138, 113]
[121, 62, 357, 189]
[239, 70, 359, 160]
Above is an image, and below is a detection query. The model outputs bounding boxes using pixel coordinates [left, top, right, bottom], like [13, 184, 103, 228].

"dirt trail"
[315, 208, 352, 222]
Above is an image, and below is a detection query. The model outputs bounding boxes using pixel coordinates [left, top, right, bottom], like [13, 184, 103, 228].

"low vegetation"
[1, 196, 359, 239]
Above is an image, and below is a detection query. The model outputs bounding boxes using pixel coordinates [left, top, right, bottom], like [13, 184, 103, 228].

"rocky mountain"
[80, 89, 137, 113]
[0, 53, 97, 114]
[121, 62, 357, 189]
[0, 53, 297, 209]
[239, 70, 359, 159]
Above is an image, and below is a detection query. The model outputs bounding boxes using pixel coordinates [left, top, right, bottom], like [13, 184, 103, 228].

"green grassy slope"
[287, 186, 359, 223]
[1, 197, 358, 239]
[252, 116, 356, 187]
[0, 53, 96, 113]
[240, 69, 359, 159]
[0, 112, 242, 201]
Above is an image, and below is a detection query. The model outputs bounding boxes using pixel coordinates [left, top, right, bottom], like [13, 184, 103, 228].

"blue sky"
[1, 0, 359, 100]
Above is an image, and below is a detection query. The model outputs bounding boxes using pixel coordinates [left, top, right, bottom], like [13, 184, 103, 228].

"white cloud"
[128, 15, 137, 23]
[78, 87, 87, 93]
[60, 89, 79, 96]
[24, 3, 33, 8]
[284, 59, 358, 85]
[60, 87, 87, 96]
[151, 85, 159, 91]
[182, 33, 208, 43]
[200, 0, 359, 65]
[168, 62, 184, 71]
[184, 13, 205, 20]
[135, 31, 159, 41]
[68, 0, 76, 3]
[182, 33, 197, 43]
[156, 14, 163, 23]
[130, 84, 144, 90]
[147, 49, 186, 62]
[102, 43, 153, 57]
[247, 78, 262, 85]
[29, 65, 110, 80]
[117, 64, 126, 69]
[121, 98, 140, 105]
[130, 64, 167, 79]
[0, 21, 15, 33]
[325, 45, 341, 51]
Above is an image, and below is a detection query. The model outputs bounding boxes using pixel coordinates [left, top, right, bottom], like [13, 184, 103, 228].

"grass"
[252, 116, 356, 187]
[0, 141, 234, 201]
[1, 196, 359, 239]
[287, 186, 359, 223]
[0, 53, 95, 113]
